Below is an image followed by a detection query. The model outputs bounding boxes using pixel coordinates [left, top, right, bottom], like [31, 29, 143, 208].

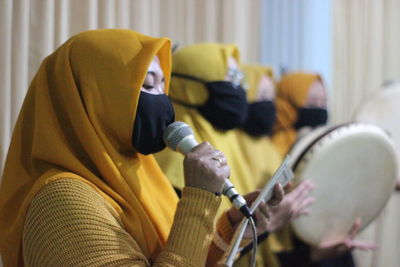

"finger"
[268, 184, 284, 206]
[289, 190, 313, 212]
[216, 151, 228, 166]
[254, 207, 269, 228]
[294, 196, 315, 212]
[216, 165, 230, 180]
[208, 151, 228, 169]
[284, 181, 292, 192]
[348, 240, 376, 251]
[289, 180, 314, 200]
[348, 218, 362, 240]
[258, 201, 270, 219]
[191, 141, 213, 153]
[295, 208, 311, 217]
[243, 190, 261, 204]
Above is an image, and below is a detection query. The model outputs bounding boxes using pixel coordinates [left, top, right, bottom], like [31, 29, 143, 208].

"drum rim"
[292, 123, 351, 171]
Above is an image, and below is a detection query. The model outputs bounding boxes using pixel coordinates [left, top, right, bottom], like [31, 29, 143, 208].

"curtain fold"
[331, 0, 400, 123]
[0, 0, 263, 177]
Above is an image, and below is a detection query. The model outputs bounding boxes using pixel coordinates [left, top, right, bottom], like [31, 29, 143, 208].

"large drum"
[354, 83, 400, 178]
[352, 83, 400, 267]
[288, 123, 398, 245]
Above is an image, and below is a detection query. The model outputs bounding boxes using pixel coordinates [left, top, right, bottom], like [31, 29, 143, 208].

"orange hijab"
[0, 29, 178, 266]
[272, 73, 321, 156]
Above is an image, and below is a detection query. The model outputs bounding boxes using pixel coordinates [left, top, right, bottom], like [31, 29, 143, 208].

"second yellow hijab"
[0, 29, 178, 266]
[155, 43, 260, 215]
[238, 64, 282, 184]
[236, 65, 294, 260]
[272, 73, 321, 156]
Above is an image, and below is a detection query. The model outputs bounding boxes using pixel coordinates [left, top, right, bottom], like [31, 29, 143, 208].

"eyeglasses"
[226, 68, 245, 88]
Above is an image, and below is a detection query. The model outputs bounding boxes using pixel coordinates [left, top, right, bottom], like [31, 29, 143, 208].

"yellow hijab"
[0, 29, 178, 266]
[236, 65, 293, 260]
[272, 73, 321, 156]
[154, 43, 259, 215]
[237, 64, 282, 184]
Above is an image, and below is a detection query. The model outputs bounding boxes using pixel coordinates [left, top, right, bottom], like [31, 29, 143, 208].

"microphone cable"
[248, 216, 257, 267]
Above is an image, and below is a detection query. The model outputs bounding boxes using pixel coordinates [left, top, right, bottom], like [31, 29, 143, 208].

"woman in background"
[155, 43, 285, 267]
[272, 73, 328, 157]
[236, 65, 315, 266]
[272, 72, 374, 267]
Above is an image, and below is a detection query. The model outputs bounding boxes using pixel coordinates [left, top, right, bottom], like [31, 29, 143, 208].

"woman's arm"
[23, 179, 221, 267]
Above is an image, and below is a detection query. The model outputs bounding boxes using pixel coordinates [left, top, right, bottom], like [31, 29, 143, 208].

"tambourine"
[288, 123, 397, 245]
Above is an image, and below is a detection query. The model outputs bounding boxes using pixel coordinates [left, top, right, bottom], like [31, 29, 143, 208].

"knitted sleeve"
[23, 179, 221, 267]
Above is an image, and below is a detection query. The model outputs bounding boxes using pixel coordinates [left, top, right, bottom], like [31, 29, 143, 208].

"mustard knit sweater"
[22, 179, 227, 267]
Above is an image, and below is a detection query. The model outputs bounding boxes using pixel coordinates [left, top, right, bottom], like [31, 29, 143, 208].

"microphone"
[163, 121, 252, 218]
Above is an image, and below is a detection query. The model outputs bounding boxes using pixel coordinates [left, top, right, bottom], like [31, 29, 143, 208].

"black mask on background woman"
[294, 107, 328, 130]
[170, 73, 248, 131]
[241, 100, 276, 136]
[132, 92, 175, 154]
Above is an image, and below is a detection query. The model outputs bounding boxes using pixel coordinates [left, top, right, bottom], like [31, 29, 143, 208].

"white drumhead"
[290, 123, 397, 245]
[354, 84, 400, 176]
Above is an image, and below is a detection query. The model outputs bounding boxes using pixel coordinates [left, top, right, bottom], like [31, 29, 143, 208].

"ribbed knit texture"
[205, 211, 254, 266]
[23, 179, 221, 266]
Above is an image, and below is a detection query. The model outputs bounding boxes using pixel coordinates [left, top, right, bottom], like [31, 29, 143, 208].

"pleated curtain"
[0, 0, 262, 176]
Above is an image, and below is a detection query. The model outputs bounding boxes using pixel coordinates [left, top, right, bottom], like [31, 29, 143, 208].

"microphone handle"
[176, 136, 251, 217]
[222, 180, 251, 217]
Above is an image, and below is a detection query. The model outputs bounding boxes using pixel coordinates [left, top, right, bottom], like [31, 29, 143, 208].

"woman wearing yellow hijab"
[272, 72, 328, 156]
[236, 65, 319, 265]
[0, 29, 243, 266]
[238, 64, 282, 186]
[270, 72, 374, 266]
[155, 43, 261, 209]
[154, 44, 287, 267]
[231, 64, 283, 267]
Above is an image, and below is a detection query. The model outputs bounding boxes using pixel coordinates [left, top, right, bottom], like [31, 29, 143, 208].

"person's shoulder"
[23, 179, 135, 266]
[26, 178, 123, 229]
[22, 179, 147, 266]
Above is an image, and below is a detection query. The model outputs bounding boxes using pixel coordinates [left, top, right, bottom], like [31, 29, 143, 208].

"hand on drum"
[310, 218, 376, 261]
[267, 180, 315, 233]
[227, 184, 284, 239]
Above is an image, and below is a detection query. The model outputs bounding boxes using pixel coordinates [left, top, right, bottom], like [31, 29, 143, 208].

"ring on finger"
[212, 156, 224, 167]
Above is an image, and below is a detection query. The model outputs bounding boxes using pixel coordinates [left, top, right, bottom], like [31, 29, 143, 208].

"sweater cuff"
[165, 187, 221, 263]
[216, 212, 235, 244]
[215, 212, 252, 250]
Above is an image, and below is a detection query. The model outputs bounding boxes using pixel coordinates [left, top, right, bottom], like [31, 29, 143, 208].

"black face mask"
[241, 100, 276, 136]
[294, 107, 328, 130]
[132, 91, 175, 155]
[171, 73, 248, 131]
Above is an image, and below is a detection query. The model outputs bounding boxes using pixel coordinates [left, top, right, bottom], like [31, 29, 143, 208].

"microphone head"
[163, 121, 194, 151]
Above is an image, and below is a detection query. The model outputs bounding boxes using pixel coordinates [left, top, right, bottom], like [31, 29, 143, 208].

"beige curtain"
[331, 0, 400, 123]
[0, 0, 262, 176]
[332, 1, 400, 267]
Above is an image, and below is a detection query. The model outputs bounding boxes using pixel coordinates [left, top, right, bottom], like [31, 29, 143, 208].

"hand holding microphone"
[183, 142, 229, 193]
[163, 121, 251, 217]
